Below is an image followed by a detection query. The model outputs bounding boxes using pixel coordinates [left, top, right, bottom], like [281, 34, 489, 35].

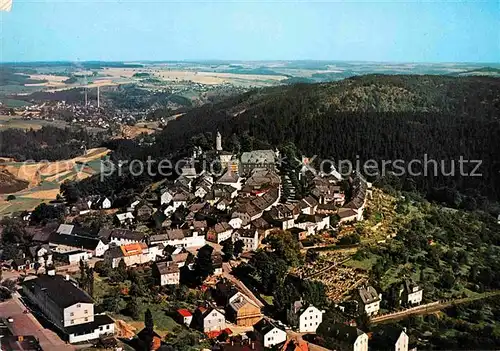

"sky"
[1, 0, 499, 63]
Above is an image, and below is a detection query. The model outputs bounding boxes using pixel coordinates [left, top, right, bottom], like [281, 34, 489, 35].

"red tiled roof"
[177, 308, 192, 317]
[206, 328, 233, 339]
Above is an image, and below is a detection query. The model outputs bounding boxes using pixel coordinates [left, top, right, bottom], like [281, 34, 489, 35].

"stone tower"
[216, 131, 222, 151]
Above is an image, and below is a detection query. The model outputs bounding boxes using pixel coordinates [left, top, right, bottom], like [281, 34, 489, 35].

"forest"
[0, 126, 107, 161]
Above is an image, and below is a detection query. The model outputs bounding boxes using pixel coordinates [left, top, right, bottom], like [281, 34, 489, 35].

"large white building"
[357, 285, 381, 316]
[254, 319, 287, 348]
[287, 301, 324, 333]
[148, 229, 205, 249]
[328, 324, 369, 351]
[21, 275, 115, 344]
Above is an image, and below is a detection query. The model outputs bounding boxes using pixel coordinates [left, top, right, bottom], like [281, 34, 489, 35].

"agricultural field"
[0, 147, 109, 215]
[0, 114, 69, 130]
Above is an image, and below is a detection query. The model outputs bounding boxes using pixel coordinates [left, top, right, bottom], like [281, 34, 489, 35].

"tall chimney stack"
[97, 86, 100, 108]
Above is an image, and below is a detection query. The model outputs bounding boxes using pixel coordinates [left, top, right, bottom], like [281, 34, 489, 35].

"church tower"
[216, 131, 222, 151]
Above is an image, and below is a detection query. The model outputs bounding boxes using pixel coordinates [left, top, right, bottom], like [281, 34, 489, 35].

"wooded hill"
[149, 75, 500, 203]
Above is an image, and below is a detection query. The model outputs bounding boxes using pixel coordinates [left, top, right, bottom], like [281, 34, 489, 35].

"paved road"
[222, 262, 264, 309]
[0, 295, 73, 351]
[372, 291, 500, 324]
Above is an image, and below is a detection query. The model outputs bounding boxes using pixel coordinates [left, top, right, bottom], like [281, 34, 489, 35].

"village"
[0, 132, 423, 351]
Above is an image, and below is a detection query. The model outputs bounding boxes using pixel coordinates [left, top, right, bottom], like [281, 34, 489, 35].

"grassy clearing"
[344, 254, 378, 271]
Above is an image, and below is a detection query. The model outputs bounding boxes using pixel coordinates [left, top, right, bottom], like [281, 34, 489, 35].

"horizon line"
[1, 59, 500, 66]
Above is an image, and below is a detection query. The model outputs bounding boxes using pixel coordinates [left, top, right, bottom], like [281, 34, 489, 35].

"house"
[400, 280, 423, 306]
[12, 258, 34, 271]
[217, 170, 242, 190]
[49, 233, 108, 257]
[240, 150, 277, 175]
[370, 327, 409, 351]
[357, 285, 381, 316]
[98, 228, 145, 246]
[153, 261, 180, 286]
[195, 306, 226, 332]
[21, 275, 115, 344]
[28, 244, 53, 266]
[93, 196, 112, 209]
[104, 243, 160, 268]
[289, 227, 309, 241]
[160, 188, 175, 205]
[266, 204, 298, 230]
[195, 180, 212, 199]
[287, 301, 324, 333]
[212, 251, 224, 275]
[148, 229, 205, 249]
[177, 309, 193, 327]
[298, 196, 319, 215]
[337, 208, 359, 223]
[176, 174, 194, 189]
[135, 202, 153, 221]
[232, 228, 259, 252]
[227, 292, 262, 327]
[254, 319, 287, 348]
[65, 250, 92, 264]
[216, 197, 233, 211]
[70, 200, 92, 215]
[115, 212, 135, 225]
[233, 202, 263, 222]
[324, 323, 368, 351]
[229, 212, 251, 229]
[250, 217, 272, 238]
[167, 251, 190, 268]
[208, 222, 234, 243]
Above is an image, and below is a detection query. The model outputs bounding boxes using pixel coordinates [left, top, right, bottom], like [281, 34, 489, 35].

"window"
[71, 320, 74, 325]
[106, 325, 110, 330]
[84, 310, 88, 314]
[84, 317, 88, 322]
[70, 312, 74, 316]
[77, 304, 81, 308]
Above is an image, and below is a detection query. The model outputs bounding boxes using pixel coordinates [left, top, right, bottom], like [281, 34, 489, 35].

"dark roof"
[155, 261, 180, 275]
[49, 233, 102, 251]
[329, 323, 365, 344]
[253, 319, 282, 335]
[22, 275, 93, 308]
[358, 285, 380, 304]
[109, 229, 145, 242]
[64, 314, 114, 335]
[235, 229, 257, 238]
[370, 326, 406, 350]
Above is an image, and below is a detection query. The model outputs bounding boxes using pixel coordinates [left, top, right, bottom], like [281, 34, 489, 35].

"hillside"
[151, 75, 500, 203]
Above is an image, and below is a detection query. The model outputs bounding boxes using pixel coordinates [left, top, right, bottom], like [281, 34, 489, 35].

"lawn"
[343, 254, 378, 271]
